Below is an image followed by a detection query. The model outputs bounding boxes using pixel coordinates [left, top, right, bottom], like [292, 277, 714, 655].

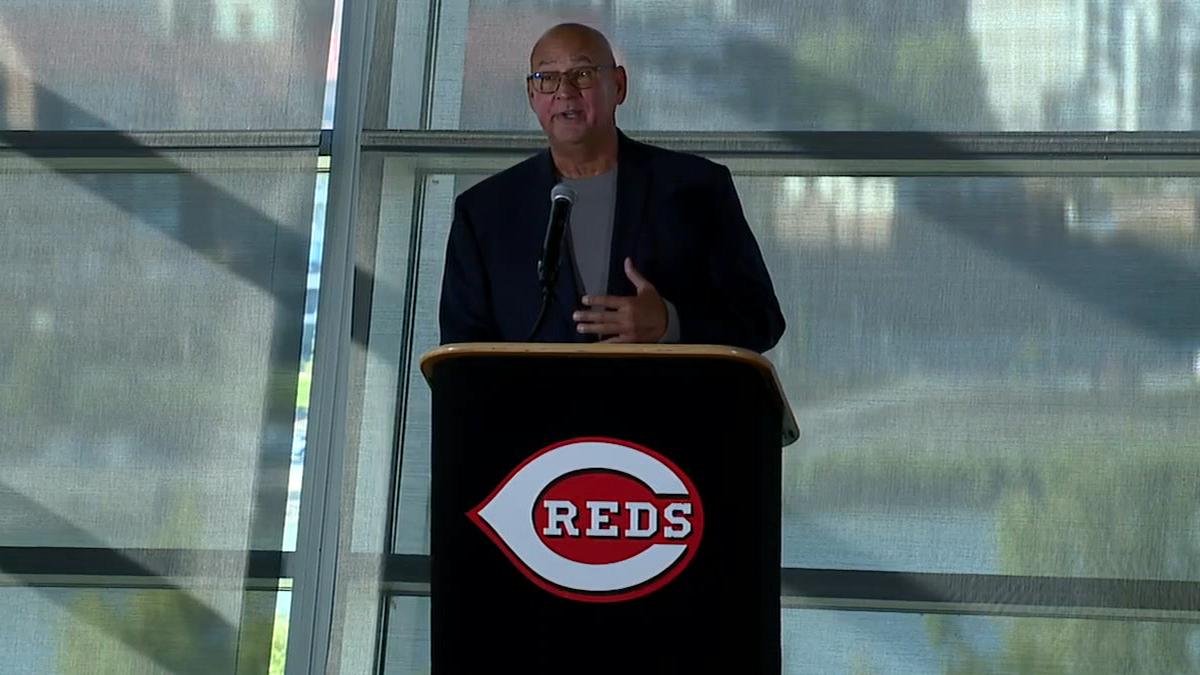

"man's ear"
[613, 65, 628, 105]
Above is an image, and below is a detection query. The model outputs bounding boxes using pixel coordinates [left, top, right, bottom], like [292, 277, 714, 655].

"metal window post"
[286, 0, 377, 672]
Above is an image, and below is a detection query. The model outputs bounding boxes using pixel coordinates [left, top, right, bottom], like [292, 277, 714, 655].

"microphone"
[538, 183, 576, 291]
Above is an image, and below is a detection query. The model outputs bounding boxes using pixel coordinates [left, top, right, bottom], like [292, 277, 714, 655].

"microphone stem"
[525, 286, 553, 341]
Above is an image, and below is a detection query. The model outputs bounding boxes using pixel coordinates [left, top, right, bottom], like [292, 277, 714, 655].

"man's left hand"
[573, 257, 667, 342]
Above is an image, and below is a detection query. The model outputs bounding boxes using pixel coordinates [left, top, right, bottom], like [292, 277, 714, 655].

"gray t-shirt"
[563, 169, 618, 298]
[561, 169, 680, 341]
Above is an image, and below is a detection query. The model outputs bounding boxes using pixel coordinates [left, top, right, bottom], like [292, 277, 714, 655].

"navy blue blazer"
[439, 131, 785, 353]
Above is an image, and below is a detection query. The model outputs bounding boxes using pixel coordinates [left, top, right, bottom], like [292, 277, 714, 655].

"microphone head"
[550, 183, 577, 205]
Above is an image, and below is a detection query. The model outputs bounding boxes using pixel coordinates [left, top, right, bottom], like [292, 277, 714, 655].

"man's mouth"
[556, 110, 582, 121]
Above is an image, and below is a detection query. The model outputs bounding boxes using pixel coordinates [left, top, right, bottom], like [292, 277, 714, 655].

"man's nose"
[554, 78, 582, 98]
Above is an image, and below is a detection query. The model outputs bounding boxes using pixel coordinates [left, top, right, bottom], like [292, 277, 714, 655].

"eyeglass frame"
[525, 64, 619, 94]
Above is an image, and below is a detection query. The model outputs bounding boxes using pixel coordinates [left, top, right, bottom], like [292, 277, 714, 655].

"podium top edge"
[420, 342, 769, 378]
[419, 342, 798, 447]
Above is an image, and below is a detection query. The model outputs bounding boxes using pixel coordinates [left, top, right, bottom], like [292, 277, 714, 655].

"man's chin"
[548, 129, 592, 147]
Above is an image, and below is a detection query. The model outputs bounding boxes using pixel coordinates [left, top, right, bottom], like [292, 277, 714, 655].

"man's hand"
[573, 257, 667, 342]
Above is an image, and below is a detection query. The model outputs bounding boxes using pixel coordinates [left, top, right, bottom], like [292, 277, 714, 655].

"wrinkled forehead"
[530, 30, 613, 69]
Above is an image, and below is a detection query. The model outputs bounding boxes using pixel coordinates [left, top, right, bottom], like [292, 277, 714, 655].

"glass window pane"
[784, 608, 1200, 674]
[388, 0, 1200, 132]
[759, 175, 1199, 580]
[381, 596, 430, 675]
[0, 152, 315, 551]
[0, 1, 336, 130]
[0, 586, 288, 675]
[390, 174, 463, 555]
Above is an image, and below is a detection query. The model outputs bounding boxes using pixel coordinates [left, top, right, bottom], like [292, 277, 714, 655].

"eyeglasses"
[526, 64, 617, 94]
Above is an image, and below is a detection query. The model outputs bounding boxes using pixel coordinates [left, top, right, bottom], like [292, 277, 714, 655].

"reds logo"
[468, 437, 705, 602]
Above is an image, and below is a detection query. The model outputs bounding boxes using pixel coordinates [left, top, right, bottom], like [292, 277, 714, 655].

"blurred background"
[2, 1, 1198, 673]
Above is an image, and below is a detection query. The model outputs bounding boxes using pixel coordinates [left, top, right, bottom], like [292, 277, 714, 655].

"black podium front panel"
[429, 355, 781, 674]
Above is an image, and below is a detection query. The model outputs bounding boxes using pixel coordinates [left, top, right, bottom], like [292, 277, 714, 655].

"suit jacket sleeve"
[439, 196, 500, 344]
[677, 166, 785, 353]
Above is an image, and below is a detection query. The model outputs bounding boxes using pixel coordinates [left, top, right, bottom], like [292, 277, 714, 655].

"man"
[439, 23, 784, 352]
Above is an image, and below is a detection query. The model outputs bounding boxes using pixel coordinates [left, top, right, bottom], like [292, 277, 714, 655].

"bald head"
[530, 23, 616, 69]
[526, 22, 626, 169]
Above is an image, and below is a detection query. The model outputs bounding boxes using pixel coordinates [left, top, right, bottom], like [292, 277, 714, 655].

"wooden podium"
[421, 344, 796, 674]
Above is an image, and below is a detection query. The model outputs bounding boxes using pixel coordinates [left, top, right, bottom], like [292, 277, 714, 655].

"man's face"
[527, 30, 626, 147]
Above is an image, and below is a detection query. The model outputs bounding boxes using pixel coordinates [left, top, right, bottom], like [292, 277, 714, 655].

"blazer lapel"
[608, 131, 651, 297]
